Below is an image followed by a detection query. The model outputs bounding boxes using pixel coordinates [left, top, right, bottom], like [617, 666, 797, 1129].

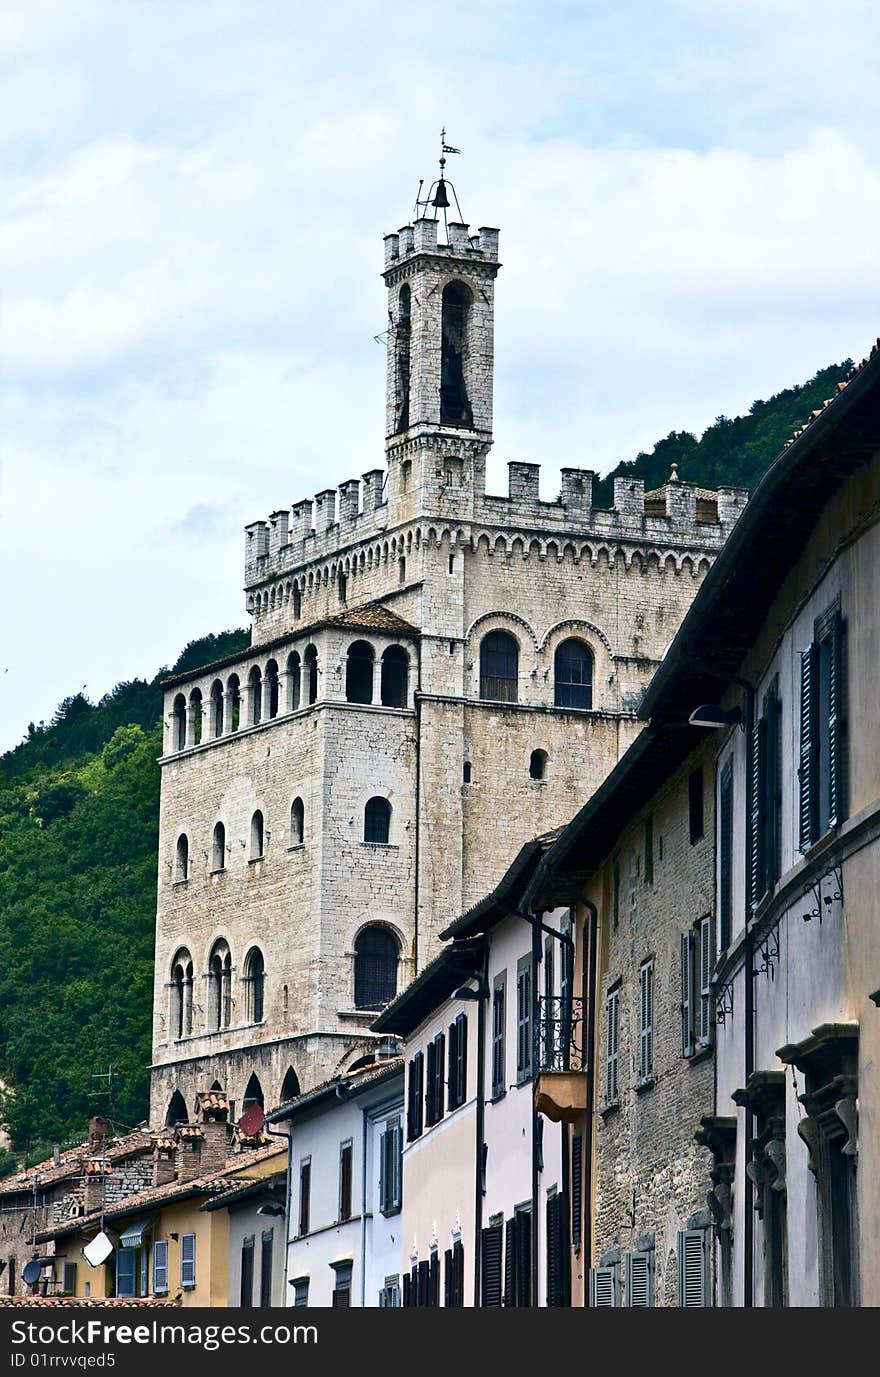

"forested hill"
[0, 630, 249, 1170]
[592, 360, 851, 507]
[0, 357, 853, 1164]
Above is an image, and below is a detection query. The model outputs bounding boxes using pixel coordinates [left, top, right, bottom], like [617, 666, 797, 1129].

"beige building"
[149, 168, 744, 1124]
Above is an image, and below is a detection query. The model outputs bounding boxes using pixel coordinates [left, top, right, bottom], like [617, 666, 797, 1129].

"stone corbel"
[797, 1115, 820, 1176]
[765, 1136, 787, 1193]
[707, 1176, 733, 1234]
[745, 1158, 765, 1216]
[834, 1096, 858, 1159]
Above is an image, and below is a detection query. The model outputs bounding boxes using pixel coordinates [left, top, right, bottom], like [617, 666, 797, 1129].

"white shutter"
[681, 930, 695, 1057]
[698, 916, 713, 1046]
[152, 1240, 168, 1295]
[677, 1229, 709, 1307]
[589, 1265, 618, 1307]
[626, 1252, 652, 1307]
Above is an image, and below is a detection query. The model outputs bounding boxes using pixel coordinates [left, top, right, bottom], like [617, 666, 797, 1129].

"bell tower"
[382, 144, 500, 511]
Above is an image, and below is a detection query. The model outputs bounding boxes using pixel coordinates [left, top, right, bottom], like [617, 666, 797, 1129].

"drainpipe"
[472, 945, 489, 1307]
[581, 899, 598, 1294]
[742, 683, 756, 1309]
[360, 1106, 369, 1307]
[263, 1115, 294, 1305]
[413, 646, 423, 973]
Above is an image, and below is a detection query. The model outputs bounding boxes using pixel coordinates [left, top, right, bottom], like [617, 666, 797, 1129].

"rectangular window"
[180, 1233, 196, 1290]
[292, 1276, 309, 1307]
[682, 918, 713, 1056]
[643, 816, 654, 884]
[298, 1159, 311, 1237]
[331, 1261, 352, 1308]
[407, 1052, 424, 1141]
[492, 974, 506, 1098]
[689, 766, 704, 844]
[152, 1240, 168, 1296]
[638, 960, 653, 1083]
[448, 1011, 468, 1110]
[678, 1228, 710, 1306]
[516, 958, 533, 1081]
[338, 1140, 353, 1223]
[379, 1117, 402, 1215]
[605, 986, 620, 1106]
[380, 1275, 401, 1307]
[425, 1031, 445, 1126]
[799, 607, 845, 851]
[240, 1236, 254, 1309]
[61, 1262, 77, 1295]
[697, 914, 713, 1048]
[115, 1248, 136, 1299]
[719, 761, 733, 950]
[260, 1230, 273, 1308]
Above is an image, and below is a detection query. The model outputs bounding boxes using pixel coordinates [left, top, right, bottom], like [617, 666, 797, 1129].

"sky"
[3, 0, 880, 751]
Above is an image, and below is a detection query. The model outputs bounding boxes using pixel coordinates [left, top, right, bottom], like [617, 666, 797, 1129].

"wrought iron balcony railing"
[537, 995, 585, 1074]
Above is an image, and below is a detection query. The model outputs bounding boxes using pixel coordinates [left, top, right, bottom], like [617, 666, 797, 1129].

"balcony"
[535, 996, 587, 1124]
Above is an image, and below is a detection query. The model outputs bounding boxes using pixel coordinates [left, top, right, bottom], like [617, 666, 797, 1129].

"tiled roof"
[267, 1057, 404, 1120]
[0, 1130, 152, 1198]
[35, 1142, 285, 1243]
[319, 605, 418, 635]
[0, 1296, 182, 1308]
[200, 1168, 288, 1212]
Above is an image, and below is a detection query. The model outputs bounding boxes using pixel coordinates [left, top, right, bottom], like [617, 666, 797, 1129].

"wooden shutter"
[411, 1051, 423, 1138]
[677, 1229, 709, 1306]
[417, 1258, 430, 1308]
[378, 1127, 388, 1212]
[681, 931, 695, 1058]
[606, 988, 619, 1103]
[589, 1265, 617, 1307]
[457, 1012, 468, 1106]
[492, 982, 505, 1096]
[61, 1262, 77, 1295]
[798, 644, 818, 851]
[828, 610, 845, 828]
[115, 1248, 136, 1299]
[435, 1032, 445, 1121]
[260, 1232, 273, 1308]
[339, 1141, 353, 1222]
[240, 1237, 254, 1308]
[570, 1133, 583, 1252]
[180, 1233, 196, 1288]
[447, 1018, 458, 1109]
[719, 764, 733, 950]
[425, 1038, 436, 1125]
[402, 1271, 411, 1308]
[453, 1239, 464, 1307]
[444, 1248, 453, 1307]
[698, 916, 713, 1047]
[503, 1217, 516, 1307]
[639, 963, 653, 1081]
[515, 1211, 532, 1308]
[765, 684, 782, 887]
[748, 709, 764, 907]
[429, 1251, 440, 1307]
[391, 1122, 402, 1209]
[481, 1224, 503, 1307]
[299, 1160, 311, 1236]
[627, 1251, 652, 1307]
[152, 1241, 168, 1295]
[406, 1059, 415, 1140]
[546, 1193, 565, 1307]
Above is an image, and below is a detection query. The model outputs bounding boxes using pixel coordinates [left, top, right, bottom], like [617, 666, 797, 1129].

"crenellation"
[314, 487, 337, 533]
[508, 460, 540, 503]
[362, 468, 386, 511]
[613, 475, 645, 520]
[268, 509, 289, 555]
[560, 466, 594, 513]
[338, 479, 361, 522]
[717, 484, 748, 527]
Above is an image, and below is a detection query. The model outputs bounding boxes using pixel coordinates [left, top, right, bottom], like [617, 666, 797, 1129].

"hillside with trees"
[0, 358, 852, 1162]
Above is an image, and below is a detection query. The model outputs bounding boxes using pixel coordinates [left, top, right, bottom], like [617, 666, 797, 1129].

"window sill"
[515, 1070, 533, 1088]
[634, 1076, 655, 1095]
[209, 867, 225, 876]
[379, 1205, 402, 1219]
[359, 842, 399, 850]
[172, 879, 188, 889]
[248, 857, 265, 867]
[689, 1043, 713, 1065]
[600, 1100, 620, 1120]
[489, 1088, 506, 1104]
[287, 844, 305, 853]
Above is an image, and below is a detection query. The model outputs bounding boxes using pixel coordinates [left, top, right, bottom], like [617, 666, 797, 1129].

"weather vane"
[413, 128, 465, 230]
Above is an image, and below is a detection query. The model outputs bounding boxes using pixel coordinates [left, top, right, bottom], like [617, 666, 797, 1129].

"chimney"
[83, 1160, 111, 1213]
[175, 1127, 204, 1183]
[194, 1090, 232, 1176]
[88, 1115, 112, 1153]
[152, 1134, 177, 1188]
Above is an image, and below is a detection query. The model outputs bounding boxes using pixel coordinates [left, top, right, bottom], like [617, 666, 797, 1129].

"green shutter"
[719, 764, 733, 950]
[589, 1265, 617, 1307]
[798, 644, 818, 851]
[503, 1217, 516, 1307]
[681, 931, 695, 1058]
[570, 1134, 583, 1252]
[677, 1228, 709, 1306]
[698, 916, 713, 1047]
[480, 1224, 503, 1307]
[748, 710, 763, 906]
[626, 1251, 653, 1307]
[828, 610, 845, 828]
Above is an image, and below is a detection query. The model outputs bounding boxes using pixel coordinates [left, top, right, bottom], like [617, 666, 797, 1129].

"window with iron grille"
[354, 925, 397, 1009]
[492, 973, 506, 1098]
[479, 630, 519, 702]
[516, 959, 533, 1082]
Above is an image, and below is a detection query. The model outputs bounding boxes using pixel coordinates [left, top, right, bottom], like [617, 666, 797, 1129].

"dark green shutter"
[457, 1013, 468, 1105]
[678, 1229, 709, 1306]
[447, 1019, 458, 1108]
[799, 644, 818, 851]
[515, 1211, 532, 1307]
[719, 764, 733, 949]
[828, 610, 845, 828]
[546, 1194, 565, 1306]
[571, 1134, 583, 1252]
[681, 932, 695, 1058]
[480, 1224, 503, 1307]
[748, 712, 763, 907]
[453, 1239, 464, 1307]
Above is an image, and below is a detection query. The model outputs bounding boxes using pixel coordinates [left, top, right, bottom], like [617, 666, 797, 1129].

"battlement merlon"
[382, 220, 500, 272]
[243, 467, 749, 589]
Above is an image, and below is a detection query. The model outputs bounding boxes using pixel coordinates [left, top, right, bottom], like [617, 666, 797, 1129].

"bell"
[431, 178, 450, 209]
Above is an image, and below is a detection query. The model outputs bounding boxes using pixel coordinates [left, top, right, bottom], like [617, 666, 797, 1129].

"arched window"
[364, 796, 391, 845]
[354, 927, 399, 1009]
[529, 749, 548, 780]
[290, 797, 304, 846]
[395, 283, 411, 433]
[381, 646, 409, 707]
[227, 674, 241, 732]
[210, 680, 224, 737]
[346, 640, 374, 704]
[280, 1066, 300, 1102]
[250, 810, 264, 860]
[165, 1090, 189, 1126]
[554, 638, 593, 710]
[242, 1072, 264, 1111]
[266, 660, 280, 719]
[304, 645, 318, 705]
[207, 941, 232, 1031]
[212, 821, 226, 871]
[248, 666, 262, 726]
[480, 630, 519, 702]
[210, 1080, 224, 1092]
[170, 949, 193, 1039]
[174, 833, 189, 883]
[286, 652, 301, 711]
[293, 586, 302, 620]
[189, 688, 203, 746]
[463, 761, 472, 784]
[172, 694, 187, 751]
[244, 948, 265, 1023]
[440, 281, 473, 425]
